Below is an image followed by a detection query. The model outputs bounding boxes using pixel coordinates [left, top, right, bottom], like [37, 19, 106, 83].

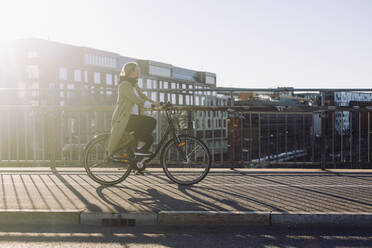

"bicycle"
[83, 102, 211, 186]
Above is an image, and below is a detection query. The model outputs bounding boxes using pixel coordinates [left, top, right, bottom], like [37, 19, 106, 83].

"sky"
[0, 0, 371, 88]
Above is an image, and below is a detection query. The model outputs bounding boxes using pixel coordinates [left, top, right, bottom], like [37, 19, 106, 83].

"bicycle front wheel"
[84, 134, 132, 186]
[160, 135, 211, 185]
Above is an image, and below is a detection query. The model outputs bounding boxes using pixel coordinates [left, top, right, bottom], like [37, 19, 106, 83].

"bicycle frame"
[146, 108, 183, 162]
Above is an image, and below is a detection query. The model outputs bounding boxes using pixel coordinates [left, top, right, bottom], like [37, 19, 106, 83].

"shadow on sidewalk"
[0, 224, 371, 247]
[96, 185, 206, 213]
[51, 168, 101, 212]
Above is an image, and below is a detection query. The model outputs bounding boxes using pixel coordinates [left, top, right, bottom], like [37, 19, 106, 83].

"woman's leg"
[136, 115, 156, 151]
[126, 115, 156, 152]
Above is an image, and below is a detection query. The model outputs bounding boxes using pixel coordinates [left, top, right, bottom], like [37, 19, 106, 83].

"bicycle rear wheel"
[160, 135, 211, 185]
[84, 134, 132, 186]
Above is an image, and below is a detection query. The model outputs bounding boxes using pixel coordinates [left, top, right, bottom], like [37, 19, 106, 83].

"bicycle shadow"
[177, 184, 283, 212]
[96, 185, 206, 213]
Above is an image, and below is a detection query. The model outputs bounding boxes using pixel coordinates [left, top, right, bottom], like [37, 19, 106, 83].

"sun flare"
[0, 0, 68, 42]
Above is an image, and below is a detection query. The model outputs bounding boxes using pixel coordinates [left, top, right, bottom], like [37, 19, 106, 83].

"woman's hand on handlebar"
[151, 101, 163, 110]
[152, 101, 161, 107]
[151, 101, 172, 110]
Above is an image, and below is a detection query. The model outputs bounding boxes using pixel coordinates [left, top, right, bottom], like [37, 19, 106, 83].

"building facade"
[0, 38, 228, 161]
[0, 38, 121, 106]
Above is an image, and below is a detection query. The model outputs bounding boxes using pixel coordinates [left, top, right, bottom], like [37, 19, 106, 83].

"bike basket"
[171, 109, 193, 131]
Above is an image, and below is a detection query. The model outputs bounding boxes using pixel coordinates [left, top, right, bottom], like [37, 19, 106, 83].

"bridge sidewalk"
[0, 168, 372, 226]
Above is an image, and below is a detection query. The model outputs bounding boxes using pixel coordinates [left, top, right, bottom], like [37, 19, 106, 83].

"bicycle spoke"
[84, 134, 132, 185]
[90, 161, 106, 168]
[187, 145, 199, 158]
[161, 135, 211, 185]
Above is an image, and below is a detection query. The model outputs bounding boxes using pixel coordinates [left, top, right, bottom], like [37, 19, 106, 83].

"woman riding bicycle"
[106, 62, 160, 158]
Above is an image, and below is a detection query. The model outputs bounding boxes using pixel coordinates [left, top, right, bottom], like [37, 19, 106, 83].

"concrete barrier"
[271, 212, 372, 227]
[0, 210, 81, 225]
[2, 210, 372, 227]
[80, 212, 157, 226]
[158, 211, 270, 225]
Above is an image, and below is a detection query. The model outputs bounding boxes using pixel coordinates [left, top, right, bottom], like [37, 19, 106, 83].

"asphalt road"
[0, 168, 372, 213]
[0, 224, 371, 248]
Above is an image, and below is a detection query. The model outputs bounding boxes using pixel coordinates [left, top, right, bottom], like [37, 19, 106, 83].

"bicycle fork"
[173, 135, 191, 164]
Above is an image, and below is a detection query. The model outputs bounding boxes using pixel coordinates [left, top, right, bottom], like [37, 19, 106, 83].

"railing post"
[321, 111, 327, 170]
[229, 90, 234, 169]
[320, 91, 327, 170]
[49, 111, 56, 169]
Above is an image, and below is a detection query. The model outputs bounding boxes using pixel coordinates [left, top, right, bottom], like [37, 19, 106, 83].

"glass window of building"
[163, 82, 168, 89]
[147, 80, 152, 89]
[59, 67, 67, 80]
[171, 94, 176, 104]
[160, 93, 164, 102]
[26, 65, 39, 79]
[171, 82, 176, 89]
[74, 69, 82, 82]
[195, 96, 200, 105]
[106, 73, 112, 85]
[27, 50, 39, 59]
[94, 72, 101, 84]
[201, 96, 205, 105]
[138, 79, 143, 88]
[114, 75, 118, 85]
[178, 95, 183, 105]
[84, 71, 88, 82]
[185, 95, 190, 105]
[151, 92, 157, 101]
[152, 80, 157, 89]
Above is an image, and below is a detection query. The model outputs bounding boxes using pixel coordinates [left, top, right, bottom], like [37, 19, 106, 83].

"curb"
[80, 212, 157, 226]
[1, 210, 372, 227]
[271, 212, 372, 227]
[158, 211, 270, 225]
[0, 210, 81, 225]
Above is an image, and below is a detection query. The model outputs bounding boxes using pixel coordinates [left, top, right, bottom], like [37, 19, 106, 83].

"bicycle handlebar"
[150, 102, 172, 110]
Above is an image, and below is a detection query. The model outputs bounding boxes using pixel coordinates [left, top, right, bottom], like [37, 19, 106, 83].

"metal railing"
[1, 86, 372, 169]
[1, 104, 372, 169]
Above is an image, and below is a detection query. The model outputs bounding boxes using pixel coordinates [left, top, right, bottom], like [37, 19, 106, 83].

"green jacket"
[107, 80, 154, 155]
